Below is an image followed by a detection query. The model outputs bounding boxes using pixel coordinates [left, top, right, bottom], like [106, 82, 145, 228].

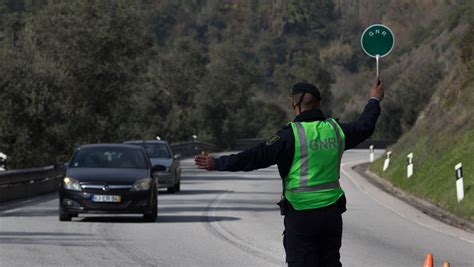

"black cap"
[292, 82, 321, 101]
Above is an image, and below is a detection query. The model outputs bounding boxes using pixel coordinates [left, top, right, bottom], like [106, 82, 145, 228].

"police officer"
[195, 77, 384, 266]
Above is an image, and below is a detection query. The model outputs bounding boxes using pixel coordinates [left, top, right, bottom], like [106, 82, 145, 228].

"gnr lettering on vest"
[309, 138, 337, 150]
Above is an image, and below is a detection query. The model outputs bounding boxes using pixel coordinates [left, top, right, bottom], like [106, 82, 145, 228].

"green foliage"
[370, 128, 474, 221]
[197, 42, 260, 148]
[0, 0, 153, 167]
[369, 11, 474, 221]
[141, 37, 208, 142]
[285, 0, 336, 38]
[2, 0, 469, 169]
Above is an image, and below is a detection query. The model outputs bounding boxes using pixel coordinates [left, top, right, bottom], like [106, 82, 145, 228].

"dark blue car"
[58, 144, 165, 222]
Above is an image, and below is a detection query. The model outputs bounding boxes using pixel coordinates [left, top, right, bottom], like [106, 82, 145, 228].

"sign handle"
[376, 54, 380, 77]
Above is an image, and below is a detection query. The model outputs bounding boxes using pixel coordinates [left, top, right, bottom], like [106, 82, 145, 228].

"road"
[0, 150, 473, 266]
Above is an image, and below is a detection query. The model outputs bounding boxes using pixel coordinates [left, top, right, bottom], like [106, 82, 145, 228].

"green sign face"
[361, 24, 394, 58]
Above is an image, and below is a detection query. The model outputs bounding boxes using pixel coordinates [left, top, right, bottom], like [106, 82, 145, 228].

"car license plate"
[92, 195, 121, 203]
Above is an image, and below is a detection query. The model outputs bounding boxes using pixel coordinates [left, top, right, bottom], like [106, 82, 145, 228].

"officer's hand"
[194, 154, 215, 170]
[369, 76, 384, 101]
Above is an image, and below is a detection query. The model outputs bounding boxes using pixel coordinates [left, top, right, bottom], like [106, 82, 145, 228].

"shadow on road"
[77, 215, 240, 223]
[0, 231, 103, 247]
[161, 189, 232, 195]
[0, 208, 57, 217]
[158, 215, 240, 223]
[0, 231, 92, 236]
[160, 206, 278, 213]
[79, 216, 145, 223]
[182, 175, 279, 181]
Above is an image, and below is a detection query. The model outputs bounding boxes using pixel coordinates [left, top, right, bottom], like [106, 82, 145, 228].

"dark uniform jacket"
[214, 99, 381, 210]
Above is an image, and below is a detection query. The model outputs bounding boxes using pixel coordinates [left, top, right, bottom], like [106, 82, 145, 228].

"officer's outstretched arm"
[194, 130, 288, 172]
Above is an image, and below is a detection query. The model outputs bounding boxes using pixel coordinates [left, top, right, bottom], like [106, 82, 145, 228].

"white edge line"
[341, 160, 474, 244]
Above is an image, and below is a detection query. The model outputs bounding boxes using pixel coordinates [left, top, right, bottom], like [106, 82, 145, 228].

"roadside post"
[383, 151, 391, 172]
[361, 24, 395, 77]
[192, 135, 198, 151]
[407, 152, 413, 178]
[369, 145, 374, 163]
[0, 152, 7, 171]
[455, 163, 464, 203]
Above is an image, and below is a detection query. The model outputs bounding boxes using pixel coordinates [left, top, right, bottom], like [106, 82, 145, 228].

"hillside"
[370, 10, 474, 221]
[330, 0, 466, 139]
[0, 0, 471, 169]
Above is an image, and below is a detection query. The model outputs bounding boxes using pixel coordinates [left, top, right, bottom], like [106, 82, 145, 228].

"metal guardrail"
[0, 165, 63, 202]
[0, 141, 216, 185]
[171, 141, 218, 158]
[233, 138, 265, 151]
[0, 166, 61, 186]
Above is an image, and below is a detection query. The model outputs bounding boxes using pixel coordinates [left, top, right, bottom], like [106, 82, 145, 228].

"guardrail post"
[369, 145, 374, 163]
[407, 152, 414, 178]
[455, 163, 464, 203]
[383, 151, 391, 172]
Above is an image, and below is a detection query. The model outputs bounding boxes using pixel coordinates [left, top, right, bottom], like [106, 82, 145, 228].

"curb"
[353, 163, 474, 233]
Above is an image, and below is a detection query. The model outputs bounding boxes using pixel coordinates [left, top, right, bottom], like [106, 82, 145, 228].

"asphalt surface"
[0, 150, 473, 266]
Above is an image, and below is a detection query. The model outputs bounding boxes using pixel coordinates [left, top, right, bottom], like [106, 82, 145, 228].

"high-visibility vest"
[284, 118, 345, 210]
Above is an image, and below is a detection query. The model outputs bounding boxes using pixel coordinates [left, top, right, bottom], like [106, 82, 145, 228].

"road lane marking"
[203, 190, 283, 266]
[340, 159, 474, 244]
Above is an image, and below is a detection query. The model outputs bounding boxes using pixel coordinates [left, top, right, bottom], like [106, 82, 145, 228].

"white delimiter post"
[455, 163, 464, 203]
[369, 145, 374, 163]
[407, 152, 414, 178]
[383, 151, 392, 172]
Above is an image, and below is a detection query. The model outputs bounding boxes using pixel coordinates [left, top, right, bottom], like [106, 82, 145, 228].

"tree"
[140, 37, 208, 142]
[0, 0, 152, 167]
[197, 42, 259, 147]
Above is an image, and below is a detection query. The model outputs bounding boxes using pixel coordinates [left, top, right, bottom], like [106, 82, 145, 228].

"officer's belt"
[288, 180, 340, 193]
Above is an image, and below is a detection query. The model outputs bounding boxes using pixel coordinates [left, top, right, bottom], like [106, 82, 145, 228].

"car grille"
[81, 184, 132, 194]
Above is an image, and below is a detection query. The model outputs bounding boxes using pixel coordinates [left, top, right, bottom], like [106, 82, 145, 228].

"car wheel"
[175, 179, 181, 192]
[143, 189, 157, 222]
[59, 204, 72, 222]
[167, 184, 177, 194]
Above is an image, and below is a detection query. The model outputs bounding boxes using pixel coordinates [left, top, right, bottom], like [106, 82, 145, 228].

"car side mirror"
[54, 162, 66, 172]
[152, 164, 166, 172]
[173, 154, 181, 160]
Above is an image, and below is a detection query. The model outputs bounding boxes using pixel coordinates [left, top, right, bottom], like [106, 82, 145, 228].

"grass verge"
[369, 128, 474, 222]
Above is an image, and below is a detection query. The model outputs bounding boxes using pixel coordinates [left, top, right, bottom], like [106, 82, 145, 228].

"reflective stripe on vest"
[288, 180, 340, 193]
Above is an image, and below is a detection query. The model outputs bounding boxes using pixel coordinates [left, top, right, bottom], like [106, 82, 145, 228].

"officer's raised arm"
[339, 77, 384, 150]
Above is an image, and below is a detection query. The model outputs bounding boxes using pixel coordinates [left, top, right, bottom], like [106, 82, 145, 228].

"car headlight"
[131, 178, 152, 191]
[63, 177, 82, 191]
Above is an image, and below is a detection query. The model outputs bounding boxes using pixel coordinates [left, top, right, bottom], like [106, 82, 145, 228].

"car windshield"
[70, 147, 148, 169]
[138, 143, 171, 158]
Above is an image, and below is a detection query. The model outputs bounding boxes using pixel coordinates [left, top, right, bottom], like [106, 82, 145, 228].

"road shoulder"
[354, 163, 474, 233]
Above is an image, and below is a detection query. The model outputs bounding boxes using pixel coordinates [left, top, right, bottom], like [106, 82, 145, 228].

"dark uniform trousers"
[283, 197, 345, 267]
